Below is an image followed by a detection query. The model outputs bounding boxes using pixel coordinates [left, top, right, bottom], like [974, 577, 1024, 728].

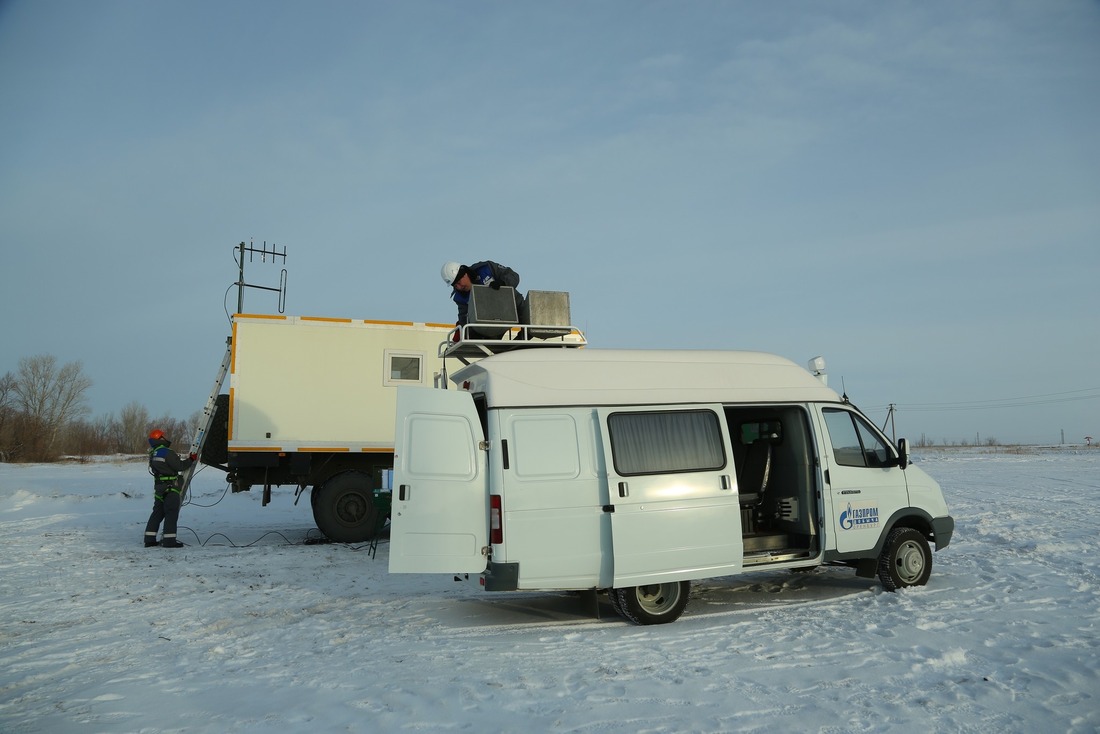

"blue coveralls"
[144, 440, 193, 547]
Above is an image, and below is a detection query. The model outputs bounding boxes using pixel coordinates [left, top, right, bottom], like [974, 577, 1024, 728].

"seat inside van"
[736, 421, 781, 506]
[726, 408, 818, 560]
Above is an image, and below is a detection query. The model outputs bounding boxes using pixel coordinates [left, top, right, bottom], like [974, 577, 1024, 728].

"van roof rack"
[440, 323, 587, 366]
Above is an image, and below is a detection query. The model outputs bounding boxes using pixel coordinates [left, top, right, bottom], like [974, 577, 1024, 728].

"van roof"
[450, 349, 843, 407]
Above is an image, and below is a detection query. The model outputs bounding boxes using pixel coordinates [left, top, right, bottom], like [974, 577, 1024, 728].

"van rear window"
[608, 410, 726, 476]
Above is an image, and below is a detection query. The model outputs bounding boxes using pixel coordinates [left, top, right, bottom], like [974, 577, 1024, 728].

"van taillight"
[490, 494, 503, 545]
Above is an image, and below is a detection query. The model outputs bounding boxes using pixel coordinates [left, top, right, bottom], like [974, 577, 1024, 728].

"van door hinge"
[603, 505, 615, 513]
[479, 441, 491, 451]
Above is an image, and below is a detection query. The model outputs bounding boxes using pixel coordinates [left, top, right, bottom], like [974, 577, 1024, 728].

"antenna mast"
[235, 240, 288, 314]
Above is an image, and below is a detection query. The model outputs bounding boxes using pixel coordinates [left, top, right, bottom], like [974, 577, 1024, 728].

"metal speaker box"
[468, 285, 519, 338]
[521, 290, 572, 339]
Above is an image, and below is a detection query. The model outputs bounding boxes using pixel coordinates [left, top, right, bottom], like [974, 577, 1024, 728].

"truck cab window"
[823, 408, 892, 468]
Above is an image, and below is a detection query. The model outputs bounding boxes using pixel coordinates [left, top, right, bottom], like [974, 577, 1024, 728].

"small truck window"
[385, 352, 423, 384]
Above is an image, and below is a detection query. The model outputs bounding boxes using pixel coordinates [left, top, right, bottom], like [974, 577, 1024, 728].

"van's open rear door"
[389, 387, 489, 574]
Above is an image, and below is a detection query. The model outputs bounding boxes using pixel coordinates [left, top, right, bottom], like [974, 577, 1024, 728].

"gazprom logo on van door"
[839, 503, 879, 530]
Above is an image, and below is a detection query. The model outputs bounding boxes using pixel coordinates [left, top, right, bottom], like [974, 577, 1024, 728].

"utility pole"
[880, 404, 897, 442]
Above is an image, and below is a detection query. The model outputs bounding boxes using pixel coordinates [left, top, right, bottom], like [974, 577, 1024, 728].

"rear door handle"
[618, 482, 628, 498]
[399, 484, 409, 501]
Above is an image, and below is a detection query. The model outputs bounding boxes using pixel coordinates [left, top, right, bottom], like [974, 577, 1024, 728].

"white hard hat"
[441, 261, 461, 286]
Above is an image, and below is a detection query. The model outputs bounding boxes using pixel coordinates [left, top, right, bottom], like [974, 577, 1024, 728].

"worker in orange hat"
[143, 428, 195, 548]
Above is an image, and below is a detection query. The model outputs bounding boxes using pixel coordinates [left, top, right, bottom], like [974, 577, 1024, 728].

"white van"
[388, 349, 954, 625]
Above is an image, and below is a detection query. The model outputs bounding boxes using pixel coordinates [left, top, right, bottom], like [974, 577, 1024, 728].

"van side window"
[822, 408, 892, 468]
[608, 410, 726, 476]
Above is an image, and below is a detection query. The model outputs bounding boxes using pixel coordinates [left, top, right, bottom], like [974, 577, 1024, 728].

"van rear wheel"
[610, 581, 690, 625]
[877, 527, 932, 591]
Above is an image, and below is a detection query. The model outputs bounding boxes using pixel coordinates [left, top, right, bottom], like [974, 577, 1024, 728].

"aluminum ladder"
[179, 336, 232, 498]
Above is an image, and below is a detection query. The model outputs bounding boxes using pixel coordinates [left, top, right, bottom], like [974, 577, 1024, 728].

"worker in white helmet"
[440, 260, 522, 333]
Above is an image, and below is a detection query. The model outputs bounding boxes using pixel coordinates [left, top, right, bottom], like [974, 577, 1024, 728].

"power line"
[863, 387, 1100, 413]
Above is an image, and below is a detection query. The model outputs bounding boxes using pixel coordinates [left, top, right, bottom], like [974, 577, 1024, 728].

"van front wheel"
[877, 527, 932, 591]
[611, 581, 690, 625]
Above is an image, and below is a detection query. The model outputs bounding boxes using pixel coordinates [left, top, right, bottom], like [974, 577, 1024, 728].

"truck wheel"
[610, 581, 690, 625]
[877, 527, 932, 591]
[312, 472, 380, 543]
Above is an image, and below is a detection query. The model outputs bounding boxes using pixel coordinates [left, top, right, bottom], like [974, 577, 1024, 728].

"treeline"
[0, 354, 200, 462]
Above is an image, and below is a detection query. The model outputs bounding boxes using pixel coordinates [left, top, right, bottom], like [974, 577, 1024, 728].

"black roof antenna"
[234, 240, 287, 315]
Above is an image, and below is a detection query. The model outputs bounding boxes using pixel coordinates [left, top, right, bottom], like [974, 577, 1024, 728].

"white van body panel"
[450, 349, 840, 407]
[388, 387, 488, 574]
[494, 407, 610, 588]
[903, 464, 951, 521]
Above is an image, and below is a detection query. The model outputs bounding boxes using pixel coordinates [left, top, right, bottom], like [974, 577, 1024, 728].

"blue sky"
[1, 0, 1097, 445]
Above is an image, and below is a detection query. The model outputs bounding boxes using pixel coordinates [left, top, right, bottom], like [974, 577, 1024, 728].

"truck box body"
[229, 314, 452, 452]
[213, 314, 453, 542]
[389, 348, 954, 624]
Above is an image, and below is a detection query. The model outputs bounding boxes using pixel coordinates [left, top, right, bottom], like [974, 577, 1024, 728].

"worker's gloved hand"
[489, 279, 501, 290]
[189, 453, 197, 461]
[452, 330, 461, 343]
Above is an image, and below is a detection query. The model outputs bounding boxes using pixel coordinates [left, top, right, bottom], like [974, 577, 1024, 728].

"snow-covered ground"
[1, 448, 1097, 733]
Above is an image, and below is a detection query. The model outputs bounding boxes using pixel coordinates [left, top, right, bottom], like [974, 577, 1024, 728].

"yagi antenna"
[235, 240, 288, 314]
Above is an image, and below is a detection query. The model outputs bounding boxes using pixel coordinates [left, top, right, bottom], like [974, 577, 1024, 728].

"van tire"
[312, 471, 380, 543]
[607, 588, 626, 618]
[877, 527, 932, 591]
[610, 581, 690, 625]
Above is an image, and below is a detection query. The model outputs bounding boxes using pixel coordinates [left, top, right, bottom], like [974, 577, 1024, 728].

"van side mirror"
[896, 438, 910, 470]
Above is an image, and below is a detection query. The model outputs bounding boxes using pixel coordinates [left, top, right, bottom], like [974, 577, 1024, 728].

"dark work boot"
[161, 538, 184, 548]
[144, 534, 159, 547]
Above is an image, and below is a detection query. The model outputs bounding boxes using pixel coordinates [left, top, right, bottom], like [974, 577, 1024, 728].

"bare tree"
[149, 414, 192, 448]
[185, 409, 204, 445]
[60, 416, 113, 459]
[119, 401, 151, 454]
[0, 372, 16, 460]
[13, 355, 93, 460]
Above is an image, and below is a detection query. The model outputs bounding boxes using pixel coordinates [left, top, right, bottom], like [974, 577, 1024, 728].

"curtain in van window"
[608, 410, 726, 475]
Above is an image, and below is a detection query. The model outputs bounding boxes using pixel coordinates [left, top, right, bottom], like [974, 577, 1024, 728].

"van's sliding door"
[597, 405, 743, 587]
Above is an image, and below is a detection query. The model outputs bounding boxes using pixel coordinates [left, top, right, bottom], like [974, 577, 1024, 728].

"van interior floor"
[742, 532, 791, 553]
[741, 531, 816, 564]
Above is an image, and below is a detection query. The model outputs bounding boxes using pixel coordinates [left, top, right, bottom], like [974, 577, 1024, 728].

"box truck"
[197, 291, 584, 542]
[199, 314, 454, 541]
